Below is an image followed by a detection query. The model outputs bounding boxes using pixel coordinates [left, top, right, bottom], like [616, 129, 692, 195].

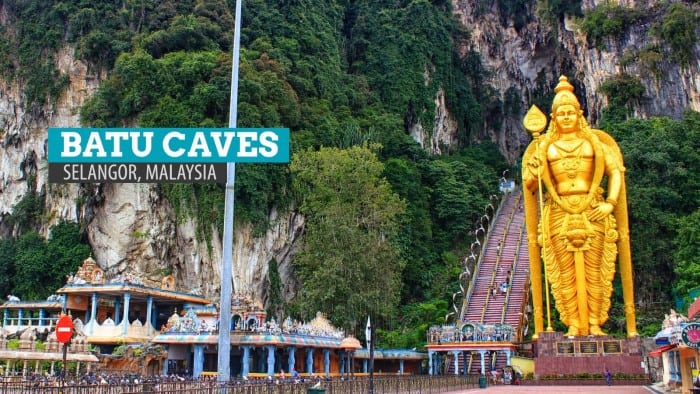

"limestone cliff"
[450, 0, 700, 162]
[0, 0, 697, 309]
[0, 46, 305, 305]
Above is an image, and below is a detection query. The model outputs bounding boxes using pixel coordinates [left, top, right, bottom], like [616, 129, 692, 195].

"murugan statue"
[522, 76, 638, 338]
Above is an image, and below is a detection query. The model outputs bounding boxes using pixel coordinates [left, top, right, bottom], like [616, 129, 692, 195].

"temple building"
[650, 304, 700, 393]
[0, 256, 425, 378]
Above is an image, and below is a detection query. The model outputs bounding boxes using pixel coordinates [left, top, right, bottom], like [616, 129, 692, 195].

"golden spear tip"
[523, 105, 547, 135]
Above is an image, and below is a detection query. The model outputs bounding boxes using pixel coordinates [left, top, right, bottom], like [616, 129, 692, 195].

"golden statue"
[522, 76, 637, 338]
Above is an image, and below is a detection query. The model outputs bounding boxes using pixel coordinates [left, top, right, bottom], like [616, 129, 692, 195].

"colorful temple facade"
[650, 306, 700, 393]
[0, 256, 425, 378]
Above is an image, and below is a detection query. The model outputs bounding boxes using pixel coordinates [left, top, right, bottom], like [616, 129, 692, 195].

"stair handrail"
[479, 193, 520, 322]
[458, 193, 506, 322]
[500, 193, 525, 324]
[514, 218, 532, 343]
[499, 234, 522, 324]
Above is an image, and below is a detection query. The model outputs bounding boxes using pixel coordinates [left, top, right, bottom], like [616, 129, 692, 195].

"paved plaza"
[447, 384, 664, 393]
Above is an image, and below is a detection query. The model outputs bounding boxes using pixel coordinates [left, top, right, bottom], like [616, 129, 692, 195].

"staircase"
[453, 190, 529, 375]
[444, 347, 510, 376]
[462, 191, 526, 325]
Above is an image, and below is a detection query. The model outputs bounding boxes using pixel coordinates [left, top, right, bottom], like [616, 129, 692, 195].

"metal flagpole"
[218, 0, 242, 384]
[368, 320, 374, 394]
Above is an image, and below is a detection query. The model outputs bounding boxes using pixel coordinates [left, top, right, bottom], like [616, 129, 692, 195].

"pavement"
[442, 382, 669, 394]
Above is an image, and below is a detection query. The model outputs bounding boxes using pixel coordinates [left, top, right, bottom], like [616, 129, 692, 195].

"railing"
[2, 317, 59, 329]
[513, 215, 531, 344]
[459, 194, 504, 321]
[0, 375, 478, 394]
[480, 192, 519, 322]
[499, 193, 524, 325]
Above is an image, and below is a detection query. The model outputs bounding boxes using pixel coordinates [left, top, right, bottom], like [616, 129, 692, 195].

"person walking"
[605, 368, 612, 386]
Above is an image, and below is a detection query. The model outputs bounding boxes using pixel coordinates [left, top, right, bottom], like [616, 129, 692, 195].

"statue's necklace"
[553, 140, 584, 179]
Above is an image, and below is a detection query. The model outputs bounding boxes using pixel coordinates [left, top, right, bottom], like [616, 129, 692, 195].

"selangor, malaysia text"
[63, 164, 139, 182]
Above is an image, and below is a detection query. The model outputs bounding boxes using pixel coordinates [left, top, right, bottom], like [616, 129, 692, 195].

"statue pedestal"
[534, 331, 645, 376]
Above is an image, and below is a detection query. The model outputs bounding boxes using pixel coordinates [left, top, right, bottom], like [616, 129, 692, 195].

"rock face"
[449, 0, 700, 162]
[0, 47, 306, 306]
[0, 1, 697, 308]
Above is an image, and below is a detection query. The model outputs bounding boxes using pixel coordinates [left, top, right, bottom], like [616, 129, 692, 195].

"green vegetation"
[265, 258, 283, 320]
[290, 145, 406, 329]
[652, 3, 698, 67]
[7, 222, 91, 300]
[603, 111, 700, 318]
[0, 0, 696, 347]
[497, 0, 531, 31]
[620, 45, 664, 80]
[598, 73, 645, 123]
[537, 0, 582, 26]
[673, 211, 700, 300]
[580, 2, 642, 50]
[6, 339, 20, 350]
[0, 161, 92, 300]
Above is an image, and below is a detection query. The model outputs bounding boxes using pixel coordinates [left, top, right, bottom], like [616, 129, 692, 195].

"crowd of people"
[0, 369, 332, 390]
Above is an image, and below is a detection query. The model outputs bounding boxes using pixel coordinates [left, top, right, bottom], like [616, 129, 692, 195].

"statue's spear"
[523, 105, 554, 338]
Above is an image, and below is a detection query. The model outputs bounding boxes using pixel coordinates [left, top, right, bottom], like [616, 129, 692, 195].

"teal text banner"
[48, 128, 290, 163]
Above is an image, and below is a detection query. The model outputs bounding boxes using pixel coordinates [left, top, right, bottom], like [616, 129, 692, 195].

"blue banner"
[48, 128, 290, 163]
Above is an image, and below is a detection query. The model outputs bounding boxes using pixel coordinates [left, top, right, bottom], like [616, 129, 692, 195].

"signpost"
[56, 315, 73, 385]
[56, 316, 74, 343]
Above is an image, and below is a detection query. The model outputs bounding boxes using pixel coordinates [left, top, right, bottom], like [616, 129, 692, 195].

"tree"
[0, 238, 16, 298]
[12, 222, 90, 300]
[673, 210, 700, 300]
[13, 231, 51, 300]
[606, 112, 700, 315]
[291, 145, 406, 330]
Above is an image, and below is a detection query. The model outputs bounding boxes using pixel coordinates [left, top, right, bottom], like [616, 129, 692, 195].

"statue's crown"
[552, 75, 580, 111]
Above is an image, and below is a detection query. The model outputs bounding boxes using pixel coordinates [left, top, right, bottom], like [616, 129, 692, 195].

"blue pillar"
[259, 349, 265, 372]
[39, 309, 45, 327]
[478, 350, 486, 375]
[323, 349, 330, 376]
[151, 304, 158, 331]
[266, 346, 276, 377]
[193, 345, 204, 378]
[399, 359, 404, 374]
[505, 349, 511, 365]
[306, 348, 314, 374]
[363, 359, 368, 373]
[89, 292, 98, 334]
[146, 296, 153, 335]
[241, 346, 251, 377]
[121, 292, 131, 336]
[163, 345, 169, 375]
[4, 309, 9, 326]
[428, 351, 433, 376]
[61, 295, 67, 312]
[339, 352, 345, 375]
[452, 351, 460, 375]
[114, 297, 121, 325]
[673, 351, 681, 382]
[17, 309, 23, 326]
[287, 347, 296, 375]
[668, 351, 677, 382]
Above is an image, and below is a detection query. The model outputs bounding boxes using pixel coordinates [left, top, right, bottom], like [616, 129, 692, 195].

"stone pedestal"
[534, 331, 645, 376]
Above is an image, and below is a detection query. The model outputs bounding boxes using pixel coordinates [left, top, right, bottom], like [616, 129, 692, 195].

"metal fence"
[0, 375, 479, 394]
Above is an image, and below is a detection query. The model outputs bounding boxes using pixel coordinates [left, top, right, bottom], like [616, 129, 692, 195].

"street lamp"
[218, 0, 243, 384]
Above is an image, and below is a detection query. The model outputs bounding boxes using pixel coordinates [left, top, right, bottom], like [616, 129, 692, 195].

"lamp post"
[218, 0, 242, 384]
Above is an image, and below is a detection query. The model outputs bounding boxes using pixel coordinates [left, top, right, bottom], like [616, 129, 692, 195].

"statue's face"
[554, 104, 578, 133]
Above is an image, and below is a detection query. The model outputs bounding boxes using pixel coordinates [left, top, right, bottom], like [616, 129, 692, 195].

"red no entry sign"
[55, 316, 74, 344]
